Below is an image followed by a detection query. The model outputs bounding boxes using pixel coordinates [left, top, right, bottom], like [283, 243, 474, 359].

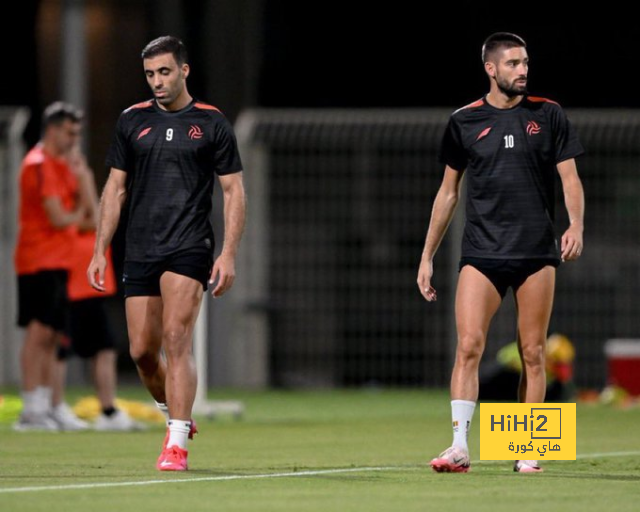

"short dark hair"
[42, 101, 83, 129]
[482, 32, 527, 63]
[141, 35, 188, 65]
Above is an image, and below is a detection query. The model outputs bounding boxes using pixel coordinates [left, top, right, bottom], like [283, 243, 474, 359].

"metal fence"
[227, 108, 640, 389]
[1, 107, 638, 390]
[0, 107, 30, 386]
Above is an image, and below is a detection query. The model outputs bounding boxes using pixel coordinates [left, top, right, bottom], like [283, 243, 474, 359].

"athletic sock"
[21, 390, 41, 414]
[451, 400, 476, 451]
[167, 419, 191, 450]
[102, 406, 116, 417]
[155, 401, 170, 422]
[35, 386, 53, 412]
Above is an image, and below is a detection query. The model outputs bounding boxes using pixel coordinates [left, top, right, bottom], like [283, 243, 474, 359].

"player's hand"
[209, 253, 236, 298]
[87, 253, 108, 292]
[67, 146, 90, 177]
[417, 257, 437, 302]
[560, 223, 583, 262]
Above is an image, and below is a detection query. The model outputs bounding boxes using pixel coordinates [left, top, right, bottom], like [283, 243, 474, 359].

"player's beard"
[496, 75, 527, 98]
[154, 90, 176, 106]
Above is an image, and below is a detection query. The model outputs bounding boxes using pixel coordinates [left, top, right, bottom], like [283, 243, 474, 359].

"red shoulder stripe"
[460, 98, 485, 110]
[124, 101, 153, 112]
[527, 96, 559, 106]
[194, 102, 222, 113]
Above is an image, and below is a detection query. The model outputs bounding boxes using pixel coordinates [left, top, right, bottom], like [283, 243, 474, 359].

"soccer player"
[88, 36, 246, 471]
[14, 102, 90, 431]
[416, 33, 584, 473]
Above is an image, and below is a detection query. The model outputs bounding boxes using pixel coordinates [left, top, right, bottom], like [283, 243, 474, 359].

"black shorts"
[17, 270, 69, 332]
[459, 257, 560, 298]
[66, 297, 115, 358]
[123, 251, 213, 297]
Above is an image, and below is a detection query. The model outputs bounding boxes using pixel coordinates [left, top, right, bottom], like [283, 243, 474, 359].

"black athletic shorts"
[17, 270, 69, 332]
[66, 297, 115, 358]
[459, 257, 560, 298]
[123, 250, 213, 297]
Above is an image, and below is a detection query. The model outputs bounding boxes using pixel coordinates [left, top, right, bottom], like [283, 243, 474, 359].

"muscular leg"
[431, 266, 503, 471]
[159, 272, 203, 421]
[514, 266, 556, 403]
[452, 266, 503, 400]
[126, 296, 166, 403]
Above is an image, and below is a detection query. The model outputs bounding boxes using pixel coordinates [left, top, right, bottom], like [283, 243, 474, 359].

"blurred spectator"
[14, 101, 87, 431]
[479, 333, 576, 402]
[53, 148, 143, 431]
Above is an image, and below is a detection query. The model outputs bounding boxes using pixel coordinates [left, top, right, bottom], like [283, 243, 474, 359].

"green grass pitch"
[1, 388, 639, 512]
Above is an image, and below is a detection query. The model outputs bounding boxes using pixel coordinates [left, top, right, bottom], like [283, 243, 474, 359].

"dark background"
[4, 1, 638, 151]
[2, 0, 636, 389]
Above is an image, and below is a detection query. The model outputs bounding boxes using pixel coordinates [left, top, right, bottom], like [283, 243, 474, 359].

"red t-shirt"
[67, 231, 117, 301]
[15, 145, 78, 275]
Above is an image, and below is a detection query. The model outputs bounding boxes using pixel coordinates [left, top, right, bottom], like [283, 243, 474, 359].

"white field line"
[0, 466, 407, 494]
[0, 450, 638, 494]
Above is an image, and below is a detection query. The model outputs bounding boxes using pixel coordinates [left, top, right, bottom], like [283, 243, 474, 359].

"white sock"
[21, 390, 40, 414]
[451, 400, 476, 451]
[36, 386, 53, 412]
[155, 401, 170, 422]
[167, 419, 191, 450]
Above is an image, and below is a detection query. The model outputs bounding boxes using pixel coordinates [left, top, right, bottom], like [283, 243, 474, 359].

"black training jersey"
[106, 99, 242, 262]
[439, 95, 584, 260]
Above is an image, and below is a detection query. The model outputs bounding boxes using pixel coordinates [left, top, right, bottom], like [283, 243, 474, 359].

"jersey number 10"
[504, 135, 514, 148]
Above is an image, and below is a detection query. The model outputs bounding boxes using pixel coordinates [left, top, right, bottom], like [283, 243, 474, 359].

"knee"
[129, 343, 160, 370]
[456, 333, 485, 365]
[162, 326, 192, 359]
[25, 321, 57, 347]
[95, 349, 116, 365]
[520, 342, 545, 371]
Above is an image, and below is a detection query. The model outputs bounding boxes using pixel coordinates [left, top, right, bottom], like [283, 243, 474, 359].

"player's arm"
[42, 196, 83, 228]
[417, 166, 465, 301]
[210, 171, 246, 298]
[557, 158, 584, 262]
[87, 167, 128, 290]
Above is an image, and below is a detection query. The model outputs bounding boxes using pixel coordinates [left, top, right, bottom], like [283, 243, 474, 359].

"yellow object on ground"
[0, 395, 23, 423]
[73, 396, 165, 423]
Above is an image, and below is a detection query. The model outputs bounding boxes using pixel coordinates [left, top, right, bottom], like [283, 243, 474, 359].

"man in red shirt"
[14, 102, 90, 430]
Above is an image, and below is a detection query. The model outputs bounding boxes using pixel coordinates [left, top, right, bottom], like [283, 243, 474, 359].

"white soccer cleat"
[94, 409, 146, 431]
[430, 446, 471, 473]
[51, 403, 90, 431]
[13, 410, 59, 432]
[514, 460, 543, 473]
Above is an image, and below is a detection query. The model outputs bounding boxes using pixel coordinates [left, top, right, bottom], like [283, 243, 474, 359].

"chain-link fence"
[229, 108, 640, 389]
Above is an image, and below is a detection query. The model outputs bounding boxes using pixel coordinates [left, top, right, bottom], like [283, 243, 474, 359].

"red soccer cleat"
[430, 446, 471, 473]
[514, 460, 543, 473]
[156, 445, 189, 471]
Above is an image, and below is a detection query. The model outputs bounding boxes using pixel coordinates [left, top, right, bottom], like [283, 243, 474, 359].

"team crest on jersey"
[137, 127, 152, 140]
[189, 125, 204, 140]
[526, 121, 541, 135]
